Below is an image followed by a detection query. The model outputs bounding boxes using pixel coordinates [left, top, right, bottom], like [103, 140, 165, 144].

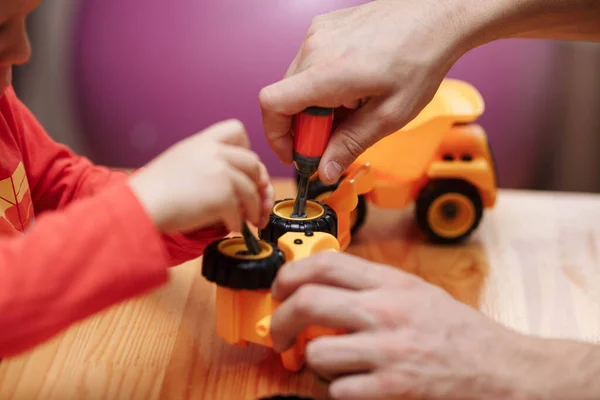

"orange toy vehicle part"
[202, 202, 345, 371]
[299, 78, 497, 244]
[202, 78, 497, 372]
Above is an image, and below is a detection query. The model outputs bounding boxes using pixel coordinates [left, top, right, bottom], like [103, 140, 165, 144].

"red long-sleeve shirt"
[0, 86, 227, 356]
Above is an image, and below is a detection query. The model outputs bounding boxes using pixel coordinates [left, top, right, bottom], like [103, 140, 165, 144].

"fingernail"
[324, 161, 343, 182]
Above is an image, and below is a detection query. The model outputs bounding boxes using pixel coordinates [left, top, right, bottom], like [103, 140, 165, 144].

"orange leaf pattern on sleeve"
[0, 161, 33, 235]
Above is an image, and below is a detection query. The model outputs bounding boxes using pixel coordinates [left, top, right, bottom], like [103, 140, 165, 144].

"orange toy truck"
[299, 78, 497, 244]
[201, 78, 497, 371]
[201, 172, 367, 371]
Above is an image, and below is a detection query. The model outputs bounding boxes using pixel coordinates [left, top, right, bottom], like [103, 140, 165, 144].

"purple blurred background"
[15, 0, 600, 191]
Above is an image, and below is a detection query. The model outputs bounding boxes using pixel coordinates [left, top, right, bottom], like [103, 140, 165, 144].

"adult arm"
[484, 0, 600, 43]
[260, 0, 600, 185]
[269, 252, 600, 400]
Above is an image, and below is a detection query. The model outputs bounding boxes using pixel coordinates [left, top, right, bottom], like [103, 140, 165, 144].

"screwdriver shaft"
[241, 220, 261, 255]
[292, 175, 310, 218]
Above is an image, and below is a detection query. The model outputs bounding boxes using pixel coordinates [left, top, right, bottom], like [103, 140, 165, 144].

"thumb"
[318, 96, 407, 184]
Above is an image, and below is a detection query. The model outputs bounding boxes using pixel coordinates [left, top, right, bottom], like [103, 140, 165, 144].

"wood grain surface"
[1, 179, 600, 400]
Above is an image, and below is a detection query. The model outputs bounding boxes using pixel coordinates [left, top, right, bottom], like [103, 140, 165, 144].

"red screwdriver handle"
[293, 107, 334, 159]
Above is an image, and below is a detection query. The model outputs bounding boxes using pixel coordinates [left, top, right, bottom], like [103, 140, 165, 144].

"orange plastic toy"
[201, 78, 497, 371]
[201, 161, 368, 370]
[299, 78, 497, 244]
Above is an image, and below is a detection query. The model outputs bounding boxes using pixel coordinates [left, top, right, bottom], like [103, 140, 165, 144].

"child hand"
[128, 119, 275, 234]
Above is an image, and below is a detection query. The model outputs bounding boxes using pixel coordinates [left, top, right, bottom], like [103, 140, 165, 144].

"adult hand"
[128, 119, 274, 234]
[270, 252, 548, 400]
[259, 0, 486, 184]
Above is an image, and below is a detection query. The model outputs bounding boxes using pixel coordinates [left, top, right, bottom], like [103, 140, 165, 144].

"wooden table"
[1, 179, 600, 399]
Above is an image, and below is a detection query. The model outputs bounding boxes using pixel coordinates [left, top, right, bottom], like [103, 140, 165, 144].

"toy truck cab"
[302, 78, 497, 244]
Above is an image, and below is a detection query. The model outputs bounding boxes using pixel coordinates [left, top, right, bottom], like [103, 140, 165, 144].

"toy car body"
[201, 185, 367, 371]
[202, 78, 497, 372]
[303, 78, 497, 244]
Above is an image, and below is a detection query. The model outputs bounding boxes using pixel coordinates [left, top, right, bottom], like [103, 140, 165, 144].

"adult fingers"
[329, 373, 395, 400]
[272, 252, 414, 301]
[259, 107, 294, 165]
[260, 67, 378, 116]
[305, 332, 382, 381]
[259, 68, 382, 164]
[318, 96, 409, 184]
[201, 119, 251, 149]
[270, 284, 378, 352]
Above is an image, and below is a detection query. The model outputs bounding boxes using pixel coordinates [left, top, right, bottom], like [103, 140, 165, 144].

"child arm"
[0, 181, 173, 357]
[6, 88, 227, 265]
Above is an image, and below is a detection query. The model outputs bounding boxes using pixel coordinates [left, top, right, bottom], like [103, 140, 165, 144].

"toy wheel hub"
[441, 203, 458, 219]
[217, 237, 274, 260]
[428, 193, 475, 238]
[274, 199, 324, 220]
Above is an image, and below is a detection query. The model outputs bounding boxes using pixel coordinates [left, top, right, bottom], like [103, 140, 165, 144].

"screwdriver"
[241, 220, 262, 255]
[291, 107, 335, 218]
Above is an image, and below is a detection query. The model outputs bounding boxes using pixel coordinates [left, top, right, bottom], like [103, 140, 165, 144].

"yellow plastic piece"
[314, 78, 496, 232]
[273, 199, 324, 220]
[217, 237, 273, 260]
[427, 193, 476, 238]
[322, 163, 375, 250]
[212, 231, 342, 372]
[209, 78, 498, 372]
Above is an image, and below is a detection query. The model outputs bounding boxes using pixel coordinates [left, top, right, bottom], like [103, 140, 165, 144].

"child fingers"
[228, 168, 262, 227]
[201, 119, 251, 149]
[220, 146, 266, 187]
[258, 182, 275, 228]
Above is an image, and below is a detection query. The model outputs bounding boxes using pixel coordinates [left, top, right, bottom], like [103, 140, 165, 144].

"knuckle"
[307, 16, 322, 36]
[292, 285, 320, 318]
[376, 102, 409, 132]
[304, 340, 324, 365]
[375, 371, 415, 396]
[378, 336, 411, 362]
[213, 159, 229, 177]
[310, 251, 338, 270]
[339, 128, 368, 160]
[275, 264, 294, 285]
[258, 86, 276, 109]
[362, 294, 408, 329]
[303, 34, 320, 54]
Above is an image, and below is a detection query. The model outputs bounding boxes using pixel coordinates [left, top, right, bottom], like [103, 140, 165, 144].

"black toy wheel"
[415, 179, 483, 244]
[295, 173, 367, 235]
[259, 396, 315, 400]
[201, 237, 285, 290]
[259, 198, 337, 244]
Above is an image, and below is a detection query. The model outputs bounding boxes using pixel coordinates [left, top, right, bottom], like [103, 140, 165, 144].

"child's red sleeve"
[0, 180, 171, 356]
[9, 88, 227, 266]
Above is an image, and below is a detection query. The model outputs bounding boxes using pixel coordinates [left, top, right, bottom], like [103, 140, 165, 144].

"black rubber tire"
[259, 396, 315, 400]
[295, 174, 367, 235]
[201, 237, 285, 290]
[415, 179, 483, 244]
[259, 198, 338, 244]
